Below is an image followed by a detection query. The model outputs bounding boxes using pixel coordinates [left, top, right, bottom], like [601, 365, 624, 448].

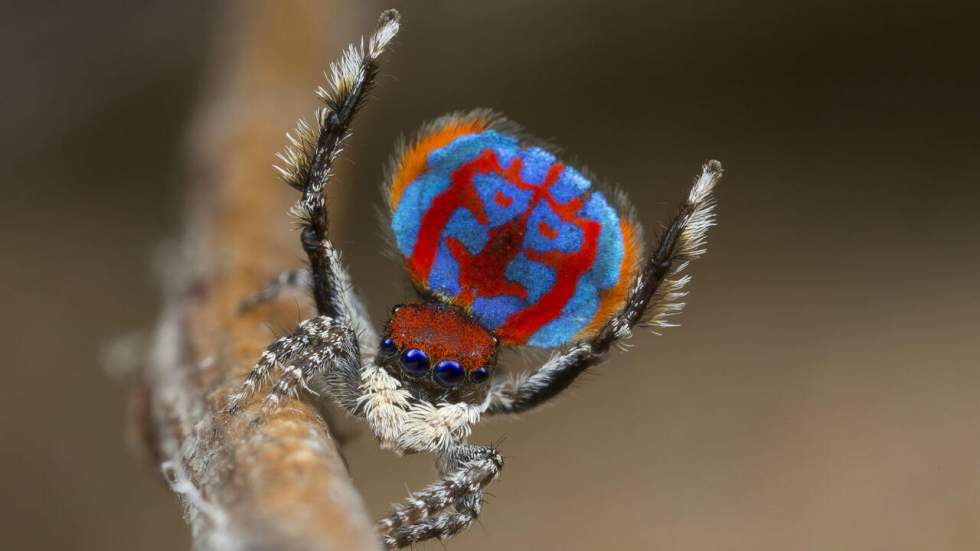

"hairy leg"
[378, 443, 503, 548]
[488, 160, 723, 415]
[284, 10, 398, 325]
[226, 316, 361, 413]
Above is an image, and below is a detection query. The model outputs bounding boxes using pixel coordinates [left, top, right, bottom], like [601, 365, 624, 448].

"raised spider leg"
[289, 9, 398, 328]
[283, 11, 400, 351]
[274, 10, 397, 354]
[378, 443, 503, 548]
[487, 160, 723, 415]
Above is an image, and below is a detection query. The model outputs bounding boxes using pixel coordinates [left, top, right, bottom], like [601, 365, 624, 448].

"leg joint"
[300, 224, 320, 255]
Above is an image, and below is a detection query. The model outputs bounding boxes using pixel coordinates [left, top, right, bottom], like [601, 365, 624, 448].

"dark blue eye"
[380, 338, 397, 353]
[470, 367, 490, 383]
[400, 348, 429, 376]
[434, 360, 464, 386]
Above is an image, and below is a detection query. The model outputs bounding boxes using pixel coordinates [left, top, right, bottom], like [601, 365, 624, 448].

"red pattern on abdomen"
[495, 218, 599, 343]
[409, 149, 599, 344]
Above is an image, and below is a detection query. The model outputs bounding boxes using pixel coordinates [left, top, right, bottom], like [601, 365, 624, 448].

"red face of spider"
[379, 303, 498, 396]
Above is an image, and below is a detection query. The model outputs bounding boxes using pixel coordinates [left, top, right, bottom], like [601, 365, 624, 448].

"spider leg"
[286, 9, 398, 325]
[383, 498, 482, 549]
[378, 443, 503, 548]
[278, 11, 397, 356]
[226, 316, 360, 413]
[226, 334, 302, 413]
[245, 10, 397, 369]
[237, 269, 311, 313]
[302, 238, 380, 356]
[487, 160, 723, 415]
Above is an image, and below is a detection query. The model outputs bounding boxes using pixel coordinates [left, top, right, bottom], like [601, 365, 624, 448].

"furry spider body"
[227, 10, 723, 547]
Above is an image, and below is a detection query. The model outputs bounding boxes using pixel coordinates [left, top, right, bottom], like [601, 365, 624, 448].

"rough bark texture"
[142, 2, 380, 550]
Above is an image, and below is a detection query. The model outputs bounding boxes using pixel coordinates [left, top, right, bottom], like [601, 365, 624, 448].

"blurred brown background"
[2, 0, 978, 549]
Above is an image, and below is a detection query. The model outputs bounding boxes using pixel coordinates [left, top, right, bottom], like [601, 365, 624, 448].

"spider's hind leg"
[379, 443, 503, 548]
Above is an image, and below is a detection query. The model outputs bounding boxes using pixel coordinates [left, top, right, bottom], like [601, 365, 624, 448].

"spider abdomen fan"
[387, 111, 642, 348]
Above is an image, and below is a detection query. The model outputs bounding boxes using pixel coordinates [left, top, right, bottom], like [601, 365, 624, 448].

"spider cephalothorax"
[227, 9, 723, 548]
[379, 302, 498, 405]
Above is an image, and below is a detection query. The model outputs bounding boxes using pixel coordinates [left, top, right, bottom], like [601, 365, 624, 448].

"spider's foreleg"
[379, 443, 503, 548]
[273, 11, 398, 352]
[487, 160, 723, 415]
[226, 333, 302, 413]
[285, 9, 399, 321]
[226, 315, 360, 413]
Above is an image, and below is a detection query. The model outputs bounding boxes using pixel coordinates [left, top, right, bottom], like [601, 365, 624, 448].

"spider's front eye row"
[381, 340, 489, 386]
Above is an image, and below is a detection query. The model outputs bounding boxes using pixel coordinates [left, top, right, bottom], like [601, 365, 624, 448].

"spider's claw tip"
[380, 8, 400, 21]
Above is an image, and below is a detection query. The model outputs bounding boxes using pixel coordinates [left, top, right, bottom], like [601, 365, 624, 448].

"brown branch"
[141, 2, 380, 549]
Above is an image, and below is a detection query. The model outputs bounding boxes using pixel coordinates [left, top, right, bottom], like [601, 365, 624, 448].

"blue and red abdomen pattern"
[390, 124, 638, 348]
